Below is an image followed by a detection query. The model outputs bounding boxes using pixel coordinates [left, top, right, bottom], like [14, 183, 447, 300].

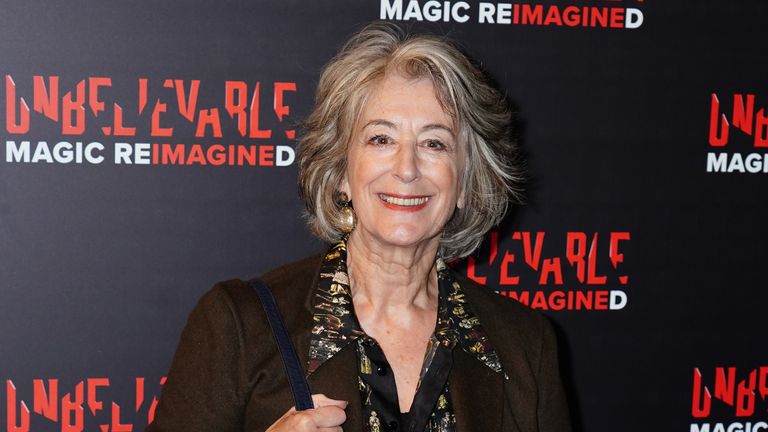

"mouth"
[378, 193, 430, 211]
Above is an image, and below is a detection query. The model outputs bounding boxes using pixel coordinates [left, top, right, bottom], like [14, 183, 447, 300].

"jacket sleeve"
[536, 317, 572, 432]
[146, 285, 249, 432]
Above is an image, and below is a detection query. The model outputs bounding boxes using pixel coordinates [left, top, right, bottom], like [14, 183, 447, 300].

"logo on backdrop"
[380, 0, 645, 29]
[706, 93, 768, 174]
[5, 377, 164, 431]
[2, 75, 298, 167]
[690, 366, 768, 432]
[458, 230, 630, 311]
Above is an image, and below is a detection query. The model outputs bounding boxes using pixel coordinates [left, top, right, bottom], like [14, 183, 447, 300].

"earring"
[337, 191, 356, 233]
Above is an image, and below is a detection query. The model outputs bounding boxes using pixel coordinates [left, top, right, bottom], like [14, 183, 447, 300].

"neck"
[345, 230, 440, 318]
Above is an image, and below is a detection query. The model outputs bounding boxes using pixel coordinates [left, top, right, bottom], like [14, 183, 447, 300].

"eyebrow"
[422, 123, 455, 135]
[362, 119, 455, 136]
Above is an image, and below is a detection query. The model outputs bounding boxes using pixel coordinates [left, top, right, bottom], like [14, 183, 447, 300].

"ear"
[456, 141, 468, 209]
[457, 190, 466, 209]
[456, 178, 466, 209]
[339, 172, 351, 198]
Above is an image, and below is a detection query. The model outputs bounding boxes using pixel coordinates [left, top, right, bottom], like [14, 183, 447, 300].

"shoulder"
[259, 253, 323, 297]
[179, 253, 323, 349]
[194, 253, 324, 328]
[455, 270, 549, 338]
[454, 269, 571, 430]
[149, 254, 324, 431]
[454, 270, 556, 369]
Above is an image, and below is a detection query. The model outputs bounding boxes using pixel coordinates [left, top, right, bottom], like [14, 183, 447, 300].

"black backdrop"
[2, 1, 767, 431]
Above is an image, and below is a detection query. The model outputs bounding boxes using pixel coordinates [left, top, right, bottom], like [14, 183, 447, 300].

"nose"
[393, 140, 420, 183]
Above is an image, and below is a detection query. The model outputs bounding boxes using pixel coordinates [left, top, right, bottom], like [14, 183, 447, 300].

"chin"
[368, 225, 442, 250]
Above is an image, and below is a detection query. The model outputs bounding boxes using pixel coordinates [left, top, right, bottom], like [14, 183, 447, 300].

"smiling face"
[341, 73, 465, 252]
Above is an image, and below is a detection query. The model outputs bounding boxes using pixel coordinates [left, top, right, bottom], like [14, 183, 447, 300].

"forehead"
[359, 73, 455, 129]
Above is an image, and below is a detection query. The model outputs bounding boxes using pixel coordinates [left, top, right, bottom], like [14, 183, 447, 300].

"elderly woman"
[147, 24, 570, 432]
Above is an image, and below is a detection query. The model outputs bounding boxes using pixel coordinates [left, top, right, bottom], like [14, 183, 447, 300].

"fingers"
[267, 394, 348, 431]
[310, 404, 347, 427]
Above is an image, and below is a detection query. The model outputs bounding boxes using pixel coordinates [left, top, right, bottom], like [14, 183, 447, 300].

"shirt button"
[376, 364, 388, 376]
[387, 420, 399, 430]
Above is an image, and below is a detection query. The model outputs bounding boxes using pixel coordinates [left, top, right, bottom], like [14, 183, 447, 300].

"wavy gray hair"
[298, 22, 521, 260]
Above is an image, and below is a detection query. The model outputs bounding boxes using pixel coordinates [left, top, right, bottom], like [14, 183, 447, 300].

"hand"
[266, 394, 348, 432]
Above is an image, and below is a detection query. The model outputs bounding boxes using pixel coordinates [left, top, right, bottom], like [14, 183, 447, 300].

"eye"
[368, 134, 392, 146]
[424, 139, 446, 151]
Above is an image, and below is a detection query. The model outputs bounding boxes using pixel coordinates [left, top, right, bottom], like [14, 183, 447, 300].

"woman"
[147, 23, 570, 432]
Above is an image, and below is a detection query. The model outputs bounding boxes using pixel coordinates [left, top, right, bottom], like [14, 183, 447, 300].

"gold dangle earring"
[337, 191, 356, 233]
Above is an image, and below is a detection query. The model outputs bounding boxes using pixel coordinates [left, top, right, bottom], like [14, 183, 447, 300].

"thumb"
[311, 393, 349, 409]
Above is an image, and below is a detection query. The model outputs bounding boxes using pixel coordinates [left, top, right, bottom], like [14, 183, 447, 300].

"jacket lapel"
[306, 343, 363, 432]
[283, 253, 363, 431]
[450, 348, 507, 432]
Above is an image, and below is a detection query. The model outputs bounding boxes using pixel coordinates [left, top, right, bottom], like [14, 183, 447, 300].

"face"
[341, 73, 465, 251]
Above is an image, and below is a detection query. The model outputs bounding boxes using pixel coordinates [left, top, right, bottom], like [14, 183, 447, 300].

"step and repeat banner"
[1, 1, 766, 431]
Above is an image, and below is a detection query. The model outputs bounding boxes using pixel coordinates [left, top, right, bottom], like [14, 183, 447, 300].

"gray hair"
[297, 22, 521, 260]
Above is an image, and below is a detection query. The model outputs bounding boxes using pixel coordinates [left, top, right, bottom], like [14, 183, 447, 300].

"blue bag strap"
[249, 278, 315, 411]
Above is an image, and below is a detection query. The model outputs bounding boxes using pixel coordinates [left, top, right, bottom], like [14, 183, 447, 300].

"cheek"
[344, 152, 376, 200]
[343, 148, 365, 196]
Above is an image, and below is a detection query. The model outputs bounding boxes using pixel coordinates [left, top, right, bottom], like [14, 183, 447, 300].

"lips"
[379, 193, 429, 211]
[378, 194, 430, 206]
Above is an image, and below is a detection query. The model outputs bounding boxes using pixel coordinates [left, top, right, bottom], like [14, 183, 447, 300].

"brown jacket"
[146, 254, 571, 432]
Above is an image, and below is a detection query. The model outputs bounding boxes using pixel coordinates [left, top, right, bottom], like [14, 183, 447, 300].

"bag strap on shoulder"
[248, 278, 314, 411]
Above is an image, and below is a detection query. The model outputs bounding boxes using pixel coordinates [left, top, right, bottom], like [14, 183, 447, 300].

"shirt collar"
[307, 240, 504, 376]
